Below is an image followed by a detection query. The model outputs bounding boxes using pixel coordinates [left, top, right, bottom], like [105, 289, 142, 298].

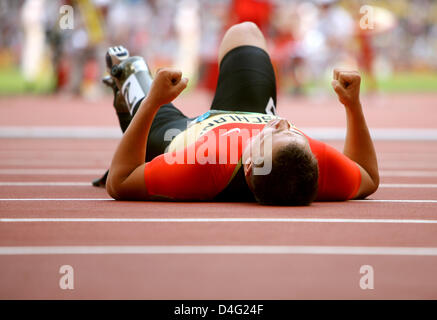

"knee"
[218, 21, 267, 65]
[227, 22, 262, 39]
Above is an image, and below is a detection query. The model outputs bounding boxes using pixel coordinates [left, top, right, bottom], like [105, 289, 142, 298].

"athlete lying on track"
[94, 22, 379, 205]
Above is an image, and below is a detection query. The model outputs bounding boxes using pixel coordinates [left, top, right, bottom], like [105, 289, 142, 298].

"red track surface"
[0, 92, 437, 299]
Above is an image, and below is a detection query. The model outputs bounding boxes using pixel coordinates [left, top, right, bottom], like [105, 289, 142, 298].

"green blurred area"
[0, 67, 55, 95]
[1, 67, 437, 96]
[290, 72, 437, 95]
[368, 73, 437, 93]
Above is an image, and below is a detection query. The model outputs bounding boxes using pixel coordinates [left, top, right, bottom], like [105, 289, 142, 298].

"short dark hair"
[250, 142, 319, 206]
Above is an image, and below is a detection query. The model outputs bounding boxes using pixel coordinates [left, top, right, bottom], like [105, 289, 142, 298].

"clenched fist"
[147, 68, 188, 107]
[331, 69, 361, 108]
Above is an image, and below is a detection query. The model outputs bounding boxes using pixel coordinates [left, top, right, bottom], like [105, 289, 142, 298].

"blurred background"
[0, 0, 436, 99]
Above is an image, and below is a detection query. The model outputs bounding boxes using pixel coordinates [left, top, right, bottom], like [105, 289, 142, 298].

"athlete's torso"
[144, 110, 361, 201]
[168, 111, 279, 200]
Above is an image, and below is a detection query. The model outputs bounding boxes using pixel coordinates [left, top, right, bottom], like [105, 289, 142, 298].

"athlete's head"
[242, 119, 319, 206]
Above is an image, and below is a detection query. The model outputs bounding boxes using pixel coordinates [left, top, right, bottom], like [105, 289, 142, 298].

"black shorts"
[146, 45, 277, 161]
[211, 45, 277, 113]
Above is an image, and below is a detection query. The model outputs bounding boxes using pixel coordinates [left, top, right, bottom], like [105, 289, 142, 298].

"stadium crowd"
[0, 0, 436, 97]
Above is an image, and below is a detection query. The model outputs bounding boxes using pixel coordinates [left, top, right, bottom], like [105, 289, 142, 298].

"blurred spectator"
[0, 0, 436, 97]
[290, 0, 355, 94]
[21, 0, 47, 86]
[175, 0, 201, 85]
[197, 0, 227, 91]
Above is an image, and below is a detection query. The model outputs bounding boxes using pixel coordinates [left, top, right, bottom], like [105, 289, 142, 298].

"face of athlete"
[242, 118, 311, 184]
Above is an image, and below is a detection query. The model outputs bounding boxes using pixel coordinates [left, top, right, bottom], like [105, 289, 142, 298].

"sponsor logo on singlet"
[167, 112, 278, 153]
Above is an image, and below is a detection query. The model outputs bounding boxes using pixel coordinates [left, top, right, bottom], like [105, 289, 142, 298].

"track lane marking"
[2, 169, 437, 176]
[381, 163, 437, 169]
[379, 184, 437, 188]
[0, 182, 91, 186]
[1, 218, 437, 224]
[353, 199, 437, 203]
[3, 126, 437, 140]
[1, 182, 437, 188]
[380, 171, 437, 177]
[0, 169, 105, 175]
[1, 245, 437, 256]
[0, 198, 436, 203]
[0, 198, 112, 201]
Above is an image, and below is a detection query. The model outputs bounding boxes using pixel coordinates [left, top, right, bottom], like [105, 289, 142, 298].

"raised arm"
[331, 69, 379, 199]
[106, 68, 188, 200]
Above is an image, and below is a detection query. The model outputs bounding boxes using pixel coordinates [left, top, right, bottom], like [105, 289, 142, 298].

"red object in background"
[271, 32, 296, 64]
[230, 0, 273, 32]
[56, 59, 70, 90]
[201, 60, 219, 92]
[357, 31, 374, 74]
[83, 58, 99, 84]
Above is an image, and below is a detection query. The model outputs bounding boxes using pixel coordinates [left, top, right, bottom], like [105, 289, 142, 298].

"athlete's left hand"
[331, 69, 361, 108]
[147, 68, 188, 107]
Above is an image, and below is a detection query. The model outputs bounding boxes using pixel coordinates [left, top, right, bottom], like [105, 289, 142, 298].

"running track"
[0, 92, 436, 299]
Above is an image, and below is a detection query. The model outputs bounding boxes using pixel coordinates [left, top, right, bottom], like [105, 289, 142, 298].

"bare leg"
[218, 22, 269, 67]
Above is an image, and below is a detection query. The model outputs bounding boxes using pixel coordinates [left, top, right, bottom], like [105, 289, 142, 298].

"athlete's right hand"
[147, 68, 188, 107]
[331, 69, 361, 108]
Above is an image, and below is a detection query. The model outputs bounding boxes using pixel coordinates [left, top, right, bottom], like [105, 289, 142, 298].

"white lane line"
[306, 128, 437, 141]
[0, 127, 122, 139]
[0, 198, 112, 201]
[1, 245, 437, 256]
[0, 169, 105, 175]
[353, 199, 437, 203]
[378, 152, 437, 157]
[0, 182, 435, 189]
[379, 184, 437, 188]
[0, 182, 436, 188]
[1, 218, 437, 224]
[381, 162, 437, 169]
[0, 182, 91, 186]
[2, 126, 437, 140]
[0, 198, 436, 203]
[1, 169, 437, 177]
[380, 170, 437, 177]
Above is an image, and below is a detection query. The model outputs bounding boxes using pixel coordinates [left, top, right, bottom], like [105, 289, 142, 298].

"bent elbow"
[367, 182, 379, 198]
[370, 173, 380, 195]
[106, 179, 123, 201]
[373, 179, 380, 193]
[359, 180, 379, 200]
